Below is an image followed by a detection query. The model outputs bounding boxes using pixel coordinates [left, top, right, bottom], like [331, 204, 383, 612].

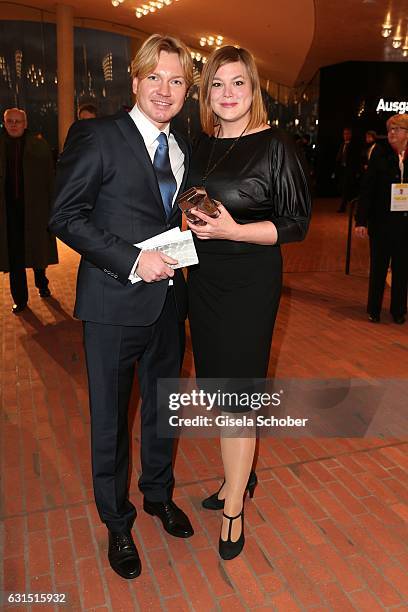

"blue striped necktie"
[153, 132, 177, 218]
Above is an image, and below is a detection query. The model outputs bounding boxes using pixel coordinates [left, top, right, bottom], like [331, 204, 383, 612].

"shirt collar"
[129, 104, 170, 147]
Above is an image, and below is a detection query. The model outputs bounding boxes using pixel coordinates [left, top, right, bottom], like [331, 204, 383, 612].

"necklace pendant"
[202, 122, 249, 183]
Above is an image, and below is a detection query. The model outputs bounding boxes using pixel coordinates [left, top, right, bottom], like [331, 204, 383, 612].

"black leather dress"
[187, 128, 311, 390]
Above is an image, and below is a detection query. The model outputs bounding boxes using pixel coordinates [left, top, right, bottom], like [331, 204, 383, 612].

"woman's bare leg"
[220, 434, 256, 541]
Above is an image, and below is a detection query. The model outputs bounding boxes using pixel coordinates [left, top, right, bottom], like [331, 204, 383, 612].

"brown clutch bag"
[177, 186, 220, 226]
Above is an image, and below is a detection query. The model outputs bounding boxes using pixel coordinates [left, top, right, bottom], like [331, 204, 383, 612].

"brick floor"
[0, 198, 407, 611]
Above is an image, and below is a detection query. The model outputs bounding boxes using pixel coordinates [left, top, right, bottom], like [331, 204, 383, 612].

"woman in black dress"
[186, 46, 311, 560]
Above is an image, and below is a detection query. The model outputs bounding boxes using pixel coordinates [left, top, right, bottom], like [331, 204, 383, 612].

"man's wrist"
[128, 252, 142, 281]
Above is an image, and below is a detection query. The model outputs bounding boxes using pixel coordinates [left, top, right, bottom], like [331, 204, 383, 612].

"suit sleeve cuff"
[128, 251, 142, 282]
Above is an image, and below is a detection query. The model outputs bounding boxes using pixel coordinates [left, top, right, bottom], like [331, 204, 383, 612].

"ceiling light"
[402, 36, 408, 57]
[199, 35, 224, 49]
[392, 22, 402, 48]
[381, 10, 392, 37]
[190, 51, 206, 64]
[115, 0, 176, 19]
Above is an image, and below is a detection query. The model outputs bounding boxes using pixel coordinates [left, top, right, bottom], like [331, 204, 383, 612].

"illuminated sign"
[376, 98, 408, 113]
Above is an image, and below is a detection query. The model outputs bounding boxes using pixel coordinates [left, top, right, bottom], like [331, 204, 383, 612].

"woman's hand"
[186, 204, 240, 240]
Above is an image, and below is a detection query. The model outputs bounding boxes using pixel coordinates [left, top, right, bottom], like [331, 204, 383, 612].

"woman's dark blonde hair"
[200, 46, 267, 135]
[131, 34, 193, 90]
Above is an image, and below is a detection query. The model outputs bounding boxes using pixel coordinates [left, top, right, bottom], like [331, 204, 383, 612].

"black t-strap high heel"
[219, 509, 245, 560]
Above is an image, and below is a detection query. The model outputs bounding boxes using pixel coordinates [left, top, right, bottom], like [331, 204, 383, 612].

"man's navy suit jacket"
[50, 110, 189, 326]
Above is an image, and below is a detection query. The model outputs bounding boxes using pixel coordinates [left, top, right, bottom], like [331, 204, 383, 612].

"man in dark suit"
[50, 35, 194, 580]
[335, 127, 360, 212]
[361, 130, 378, 173]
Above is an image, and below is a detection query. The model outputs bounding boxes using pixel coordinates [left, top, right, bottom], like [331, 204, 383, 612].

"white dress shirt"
[129, 104, 185, 203]
[128, 104, 185, 281]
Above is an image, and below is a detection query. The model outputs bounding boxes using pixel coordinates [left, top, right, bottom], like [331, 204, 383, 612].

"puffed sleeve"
[269, 131, 311, 244]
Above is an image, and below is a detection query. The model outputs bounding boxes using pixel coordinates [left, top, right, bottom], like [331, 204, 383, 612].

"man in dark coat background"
[355, 113, 408, 324]
[335, 126, 360, 213]
[0, 108, 58, 313]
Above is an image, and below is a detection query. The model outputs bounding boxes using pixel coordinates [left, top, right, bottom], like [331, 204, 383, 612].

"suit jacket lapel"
[114, 111, 165, 217]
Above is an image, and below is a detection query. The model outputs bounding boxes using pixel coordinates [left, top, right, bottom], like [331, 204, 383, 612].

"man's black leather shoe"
[143, 499, 194, 538]
[108, 530, 141, 580]
[39, 288, 51, 298]
[12, 303, 27, 314]
[368, 314, 380, 323]
[392, 315, 406, 325]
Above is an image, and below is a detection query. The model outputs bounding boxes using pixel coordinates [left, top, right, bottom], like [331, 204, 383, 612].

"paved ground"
[0, 199, 407, 611]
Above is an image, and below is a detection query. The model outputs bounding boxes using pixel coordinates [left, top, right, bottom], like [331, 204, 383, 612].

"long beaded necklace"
[201, 122, 249, 187]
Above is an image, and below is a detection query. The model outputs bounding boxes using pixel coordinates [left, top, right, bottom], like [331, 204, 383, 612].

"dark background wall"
[316, 61, 408, 195]
[0, 21, 132, 155]
[1, 20, 321, 153]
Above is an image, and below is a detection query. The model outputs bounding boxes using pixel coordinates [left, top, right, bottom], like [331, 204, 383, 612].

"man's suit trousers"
[83, 287, 182, 533]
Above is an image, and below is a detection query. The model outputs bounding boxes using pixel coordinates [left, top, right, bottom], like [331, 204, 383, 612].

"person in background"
[335, 126, 360, 212]
[361, 130, 378, 172]
[186, 45, 311, 560]
[0, 108, 57, 313]
[355, 113, 408, 324]
[78, 103, 97, 120]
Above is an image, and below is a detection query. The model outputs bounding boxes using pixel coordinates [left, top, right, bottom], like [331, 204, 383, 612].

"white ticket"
[130, 229, 198, 284]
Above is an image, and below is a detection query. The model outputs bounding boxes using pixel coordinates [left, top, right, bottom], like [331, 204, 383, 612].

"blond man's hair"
[199, 46, 267, 136]
[131, 34, 193, 90]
